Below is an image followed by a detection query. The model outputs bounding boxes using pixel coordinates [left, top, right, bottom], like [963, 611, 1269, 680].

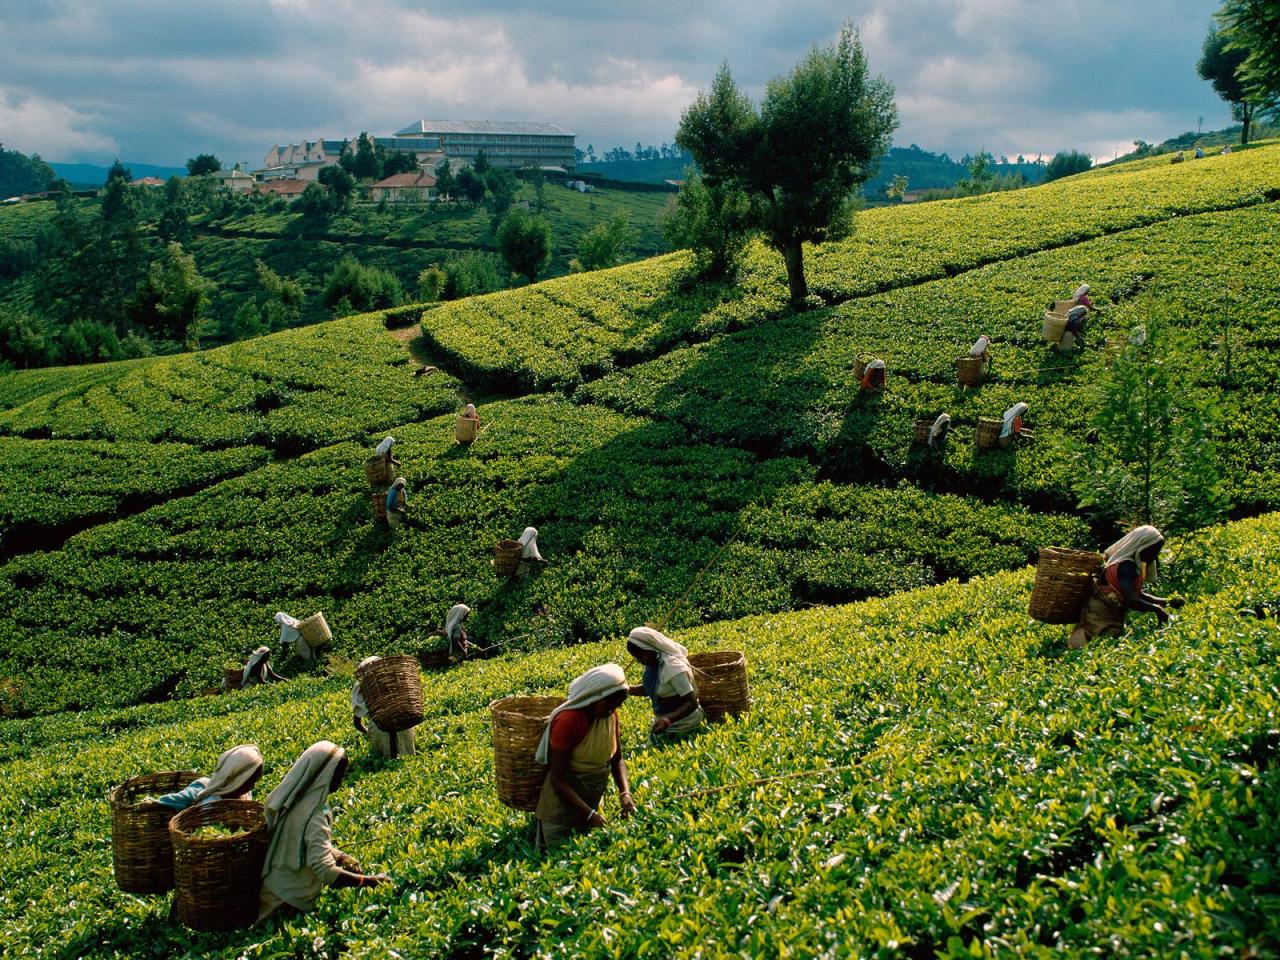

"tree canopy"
[1216, 0, 1280, 110]
[185, 154, 221, 176]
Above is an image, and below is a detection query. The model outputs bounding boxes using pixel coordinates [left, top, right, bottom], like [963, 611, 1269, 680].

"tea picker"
[1067, 526, 1180, 649]
[385, 477, 409, 531]
[240, 646, 286, 687]
[352, 657, 418, 758]
[859, 357, 886, 392]
[625, 626, 705, 741]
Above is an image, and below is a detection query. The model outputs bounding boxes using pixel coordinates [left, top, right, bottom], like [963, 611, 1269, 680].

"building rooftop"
[395, 119, 574, 137]
[371, 171, 438, 188]
[256, 179, 309, 195]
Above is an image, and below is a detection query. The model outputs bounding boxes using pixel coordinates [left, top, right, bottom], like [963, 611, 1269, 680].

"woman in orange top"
[533, 664, 635, 850]
[860, 358, 886, 392]
[1069, 525, 1174, 649]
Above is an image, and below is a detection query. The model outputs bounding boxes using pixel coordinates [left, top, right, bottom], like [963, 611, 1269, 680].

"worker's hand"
[585, 809, 606, 829]
[619, 792, 636, 818]
[1156, 608, 1171, 627]
[1166, 596, 1186, 610]
[361, 873, 391, 888]
[650, 716, 673, 734]
[338, 852, 361, 871]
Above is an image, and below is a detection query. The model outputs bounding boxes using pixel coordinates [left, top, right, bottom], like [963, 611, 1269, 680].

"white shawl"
[375, 436, 395, 457]
[627, 626, 694, 689]
[928, 413, 951, 448]
[243, 646, 272, 686]
[275, 612, 301, 648]
[351, 657, 379, 719]
[262, 741, 346, 875]
[1000, 402, 1028, 439]
[968, 336, 990, 358]
[1073, 283, 1090, 301]
[534, 664, 628, 765]
[193, 744, 263, 803]
[1104, 525, 1164, 581]
[445, 604, 471, 642]
[463, 403, 478, 419]
[518, 526, 543, 561]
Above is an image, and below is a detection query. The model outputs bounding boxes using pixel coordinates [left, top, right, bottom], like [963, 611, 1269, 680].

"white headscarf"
[262, 741, 346, 875]
[243, 646, 272, 685]
[534, 664, 628, 764]
[445, 604, 471, 641]
[1104, 525, 1164, 581]
[1073, 283, 1090, 301]
[275, 612, 301, 648]
[375, 436, 395, 457]
[351, 657, 379, 719]
[1000, 402, 1028, 439]
[628, 626, 694, 689]
[968, 336, 991, 358]
[928, 413, 951, 447]
[463, 403, 477, 418]
[518, 526, 543, 561]
[193, 744, 264, 802]
[865, 358, 886, 371]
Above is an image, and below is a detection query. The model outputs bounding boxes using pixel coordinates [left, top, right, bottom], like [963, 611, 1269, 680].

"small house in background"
[370, 170, 438, 203]
[210, 169, 256, 194]
[899, 190, 926, 204]
[130, 176, 167, 187]
[256, 179, 309, 201]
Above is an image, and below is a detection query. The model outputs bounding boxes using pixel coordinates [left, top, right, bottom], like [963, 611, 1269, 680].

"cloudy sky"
[0, 0, 1230, 168]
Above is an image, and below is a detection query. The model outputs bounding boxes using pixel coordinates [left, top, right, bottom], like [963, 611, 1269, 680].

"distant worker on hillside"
[1195, 145, 1205, 159]
[1068, 526, 1179, 649]
[968, 335, 992, 359]
[1171, 151, 1185, 164]
[242, 646, 286, 687]
[441, 603, 472, 658]
[385, 478, 408, 531]
[928, 412, 952, 450]
[275, 611, 317, 661]
[518, 526, 545, 568]
[626, 626, 705, 742]
[258, 741, 389, 922]
[534, 664, 635, 850]
[1071, 284, 1094, 310]
[999, 402, 1028, 446]
[375, 436, 400, 473]
[860, 358, 886, 392]
[155, 744, 265, 811]
[1221, 145, 1232, 155]
[352, 658, 416, 758]
[455, 403, 482, 444]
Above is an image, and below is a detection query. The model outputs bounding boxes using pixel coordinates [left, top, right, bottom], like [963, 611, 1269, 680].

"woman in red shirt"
[1069, 525, 1174, 649]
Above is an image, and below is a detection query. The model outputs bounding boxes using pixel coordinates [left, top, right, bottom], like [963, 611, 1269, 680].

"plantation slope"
[581, 202, 1280, 511]
[0, 396, 1087, 717]
[0, 311, 461, 453]
[0, 513, 1276, 958]
[413, 143, 1280, 391]
[0, 356, 150, 413]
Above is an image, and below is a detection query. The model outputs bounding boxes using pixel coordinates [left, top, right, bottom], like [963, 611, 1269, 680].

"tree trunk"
[1241, 103, 1252, 146]
[782, 239, 808, 308]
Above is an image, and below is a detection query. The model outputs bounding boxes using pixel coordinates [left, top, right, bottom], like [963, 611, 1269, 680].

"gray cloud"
[0, 0, 1230, 165]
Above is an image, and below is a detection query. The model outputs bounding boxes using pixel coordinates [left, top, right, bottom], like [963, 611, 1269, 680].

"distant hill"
[47, 161, 187, 188]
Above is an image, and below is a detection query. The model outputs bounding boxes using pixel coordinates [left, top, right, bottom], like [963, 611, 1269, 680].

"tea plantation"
[0, 144, 1278, 957]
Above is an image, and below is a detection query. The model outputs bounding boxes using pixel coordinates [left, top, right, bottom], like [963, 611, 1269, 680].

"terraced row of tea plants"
[414, 144, 1280, 391]
[0, 396, 1086, 716]
[581, 202, 1280, 511]
[0, 512, 1275, 957]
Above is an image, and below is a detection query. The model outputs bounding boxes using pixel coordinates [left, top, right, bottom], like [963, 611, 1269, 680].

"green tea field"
[1, 144, 1278, 957]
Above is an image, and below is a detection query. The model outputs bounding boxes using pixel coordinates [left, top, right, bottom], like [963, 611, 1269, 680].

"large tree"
[496, 209, 551, 284]
[1217, 0, 1280, 111]
[185, 154, 221, 176]
[676, 24, 897, 306]
[1199, 23, 1273, 144]
[130, 242, 214, 349]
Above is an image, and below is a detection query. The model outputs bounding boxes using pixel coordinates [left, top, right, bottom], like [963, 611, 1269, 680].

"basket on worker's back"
[110, 769, 202, 893]
[365, 456, 395, 487]
[689, 650, 751, 722]
[490, 695, 563, 811]
[1029, 547, 1104, 624]
[975, 417, 1004, 450]
[170, 800, 268, 932]
[494, 539, 524, 576]
[222, 664, 243, 691]
[371, 490, 388, 522]
[1052, 300, 1077, 315]
[355, 655, 424, 732]
[956, 355, 987, 386]
[913, 418, 936, 443]
[1042, 311, 1068, 343]
[455, 416, 480, 444]
[298, 612, 331, 650]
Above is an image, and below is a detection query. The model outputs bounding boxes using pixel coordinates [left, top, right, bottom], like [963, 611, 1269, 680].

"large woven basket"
[298, 612, 331, 649]
[852, 357, 869, 380]
[494, 539, 524, 576]
[689, 650, 751, 722]
[1053, 299, 1077, 314]
[490, 695, 563, 811]
[371, 490, 388, 521]
[110, 769, 202, 893]
[455, 416, 480, 444]
[170, 800, 269, 931]
[365, 456, 394, 487]
[913, 418, 935, 443]
[956, 355, 986, 386]
[1042, 311, 1068, 343]
[1029, 547, 1105, 624]
[222, 666, 243, 691]
[975, 417, 1004, 449]
[355, 655, 424, 732]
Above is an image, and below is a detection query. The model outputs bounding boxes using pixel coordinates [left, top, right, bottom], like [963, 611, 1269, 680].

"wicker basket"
[365, 456, 394, 487]
[1053, 299, 1077, 314]
[170, 800, 269, 932]
[913, 418, 936, 443]
[689, 650, 751, 722]
[490, 695, 564, 811]
[956, 355, 986, 386]
[371, 490, 388, 522]
[975, 417, 1004, 449]
[222, 666, 243, 691]
[1029, 547, 1105, 624]
[298, 612, 331, 649]
[355, 655, 424, 732]
[852, 357, 868, 380]
[110, 769, 202, 893]
[418, 645, 451, 670]
[494, 539, 524, 576]
[1042, 311, 1068, 343]
[455, 416, 480, 444]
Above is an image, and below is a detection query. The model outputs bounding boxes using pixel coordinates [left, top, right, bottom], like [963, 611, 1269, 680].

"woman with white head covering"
[275, 611, 305, 656]
[1072, 284, 1093, 310]
[999, 402, 1028, 445]
[461, 403, 479, 421]
[242, 646, 285, 687]
[1068, 525, 1177, 649]
[257, 741, 388, 922]
[534, 664, 635, 850]
[968, 335, 991, 359]
[385, 477, 408, 531]
[928, 413, 951, 450]
[859, 358, 886, 392]
[626, 627, 705, 740]
[374, 435, 399, 470]
[443, 603, 471, 657]
[518, 526, 544, 563]
[155, 744, 265, 811]
[352, 658, 416, 758]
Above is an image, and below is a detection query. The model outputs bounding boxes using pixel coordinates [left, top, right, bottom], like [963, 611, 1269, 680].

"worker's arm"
[650, 691, 700, 732]
[628, 684, 646, 696]
[1117, 565, 1169, 623]
[353, 715, 367, 734]
[611, 743, 635, 817]
[548, 747, 601, 826]
[265, 666, 287, 682]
